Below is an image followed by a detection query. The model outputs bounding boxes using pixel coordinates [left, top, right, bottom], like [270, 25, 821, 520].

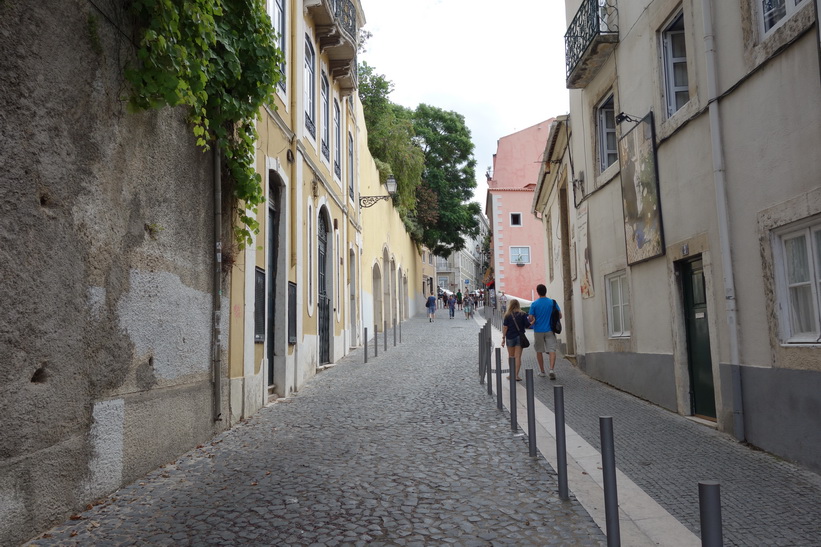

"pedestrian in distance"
[501, 298, 529, 381]
[426, 293, 438, 322]
[463, 295, 473, 319]
[448, 294, 456, 318]
[499, 291, 508, 314]
[456, 290, 463, 311]
[527, 284, 562, 379]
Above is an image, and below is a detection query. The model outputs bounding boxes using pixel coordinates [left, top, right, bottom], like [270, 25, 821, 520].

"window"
[606, 271, 631, 337]
[597, 94, 618, 172]
[510, 213, 522, 226]
[761, 0, 808, 35]
[254, 268, 265, 342]
[348, 132, 354, 199]
[333, 100, 341, 179]
[321, 73, 330, 159]
[510, 246, 530, 264]
[268, 0, 286, 91]
[304, 36, 316, 138]
[774, 218, 821, 342]
[429, 253, 434, 265]
[661, 11, 689, 117]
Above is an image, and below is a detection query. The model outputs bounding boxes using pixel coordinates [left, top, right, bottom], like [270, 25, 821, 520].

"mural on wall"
[577, 202, 594, 298]
[618, 113, 665, 265]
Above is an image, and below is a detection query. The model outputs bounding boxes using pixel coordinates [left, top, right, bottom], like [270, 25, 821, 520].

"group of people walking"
[426, 290, 479, 321]
[425, 284, 562, 384]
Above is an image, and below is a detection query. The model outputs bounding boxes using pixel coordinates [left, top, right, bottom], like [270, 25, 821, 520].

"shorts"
[505, 335, 522, 348]
[533, 331, 557, 353]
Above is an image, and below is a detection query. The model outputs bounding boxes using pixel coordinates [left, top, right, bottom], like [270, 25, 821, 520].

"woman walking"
[501, 299, 530, 381]
[463, 295, 473, 319]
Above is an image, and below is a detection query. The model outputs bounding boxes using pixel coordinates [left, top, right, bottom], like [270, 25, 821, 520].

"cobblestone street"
[27, 313, 604, 546]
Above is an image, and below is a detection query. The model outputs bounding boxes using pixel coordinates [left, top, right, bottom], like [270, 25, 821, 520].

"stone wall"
[0, 1, 228, 543]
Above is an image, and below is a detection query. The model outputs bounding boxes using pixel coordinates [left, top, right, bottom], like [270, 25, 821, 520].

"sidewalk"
[482, 314, 821, 546]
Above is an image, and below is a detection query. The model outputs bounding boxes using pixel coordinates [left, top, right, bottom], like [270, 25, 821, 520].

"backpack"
[551, 299, 563, 334]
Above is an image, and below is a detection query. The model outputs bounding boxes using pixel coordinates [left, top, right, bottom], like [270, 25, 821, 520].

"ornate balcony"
[305, 0, 360, 95]
[565, 0, 619, 89]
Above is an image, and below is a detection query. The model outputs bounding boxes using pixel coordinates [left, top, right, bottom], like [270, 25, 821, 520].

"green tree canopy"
[412, 104, 481, 256]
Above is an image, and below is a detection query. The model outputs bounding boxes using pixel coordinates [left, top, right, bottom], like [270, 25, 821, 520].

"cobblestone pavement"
[480, 311, 821, 547]
[27, 312, 604, 546]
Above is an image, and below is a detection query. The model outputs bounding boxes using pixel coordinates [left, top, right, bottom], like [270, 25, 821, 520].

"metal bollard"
[485, 328, 493, 395]
[383, 320, 387, 352]
[478, 331, 484, 384]
[495, 348, 503, 411]
[526, 369, 537, 458]
[374, 324, 378, 358]
[554, 385, 569, 500]
[399, 320, 402, 343]
[699, 481, 723, 547]
[393, 318, 397, 347]
[600, 416, 621, 546]
[364, 327, 368, 364]
[509, 357, 518, 432]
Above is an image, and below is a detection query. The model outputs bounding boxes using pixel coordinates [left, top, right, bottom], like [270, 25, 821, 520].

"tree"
[412, 104, 481, 256]
[357, 63, 424, 211]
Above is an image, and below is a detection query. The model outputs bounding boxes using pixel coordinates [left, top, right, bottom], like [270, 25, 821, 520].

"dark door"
[266, 179, 280, 388]
[318, 215, 331, 364]
[682, 257, 716, 419]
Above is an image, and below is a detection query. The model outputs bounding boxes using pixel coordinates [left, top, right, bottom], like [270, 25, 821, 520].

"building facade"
[541, 0, 821, 472]
[486, 121, 554, 303]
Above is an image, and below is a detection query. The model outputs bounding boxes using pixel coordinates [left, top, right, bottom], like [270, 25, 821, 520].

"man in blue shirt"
[528, 284, 562, 379]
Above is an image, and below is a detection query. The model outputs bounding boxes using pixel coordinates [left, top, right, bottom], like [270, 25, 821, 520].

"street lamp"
[359, 175, 397, 208]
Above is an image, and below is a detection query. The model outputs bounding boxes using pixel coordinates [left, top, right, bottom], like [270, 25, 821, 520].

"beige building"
[537, 0, 821, 472]
[226, 0, 423, 424]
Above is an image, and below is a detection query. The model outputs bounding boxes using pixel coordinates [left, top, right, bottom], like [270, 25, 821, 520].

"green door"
[682, 257, 716, 419]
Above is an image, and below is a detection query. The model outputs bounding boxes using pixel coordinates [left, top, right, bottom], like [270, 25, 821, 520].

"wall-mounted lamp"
[360, 175, 397, 208]
[615, 112, 643, 124]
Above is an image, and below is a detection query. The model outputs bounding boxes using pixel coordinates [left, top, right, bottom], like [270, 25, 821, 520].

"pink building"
[485, 120, 553, 304]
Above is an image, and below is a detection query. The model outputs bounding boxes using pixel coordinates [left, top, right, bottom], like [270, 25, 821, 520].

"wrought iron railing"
[565, 0, 619, 79]
[335, 0, 357, 40]
[305, 113, 316, 139]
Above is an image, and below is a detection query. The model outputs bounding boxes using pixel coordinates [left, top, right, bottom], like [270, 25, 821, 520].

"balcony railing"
[307, 0, 359, 95]
[565, 0, 619, 89]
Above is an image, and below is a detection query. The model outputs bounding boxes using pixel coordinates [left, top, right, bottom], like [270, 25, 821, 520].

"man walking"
[528, 284, 562, 379]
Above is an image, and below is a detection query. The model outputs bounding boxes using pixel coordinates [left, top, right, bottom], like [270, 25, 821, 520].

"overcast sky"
[358, 0, 570, 206]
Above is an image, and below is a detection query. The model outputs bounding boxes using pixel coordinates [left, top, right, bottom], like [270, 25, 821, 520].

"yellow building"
[226, 0, 422, 424]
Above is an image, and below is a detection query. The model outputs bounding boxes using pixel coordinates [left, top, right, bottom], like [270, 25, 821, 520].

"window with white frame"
[268, 0, 286, 91]
[510, 246, 530, 264]
[661, 11, 689, 117]
[510, 213, 522, 226]
[774, 217, 821, 343]
[347, 132, 354, 199]
[606, 271, 631, 337]
[321, 73, 330, 160]
[760, 0, 809, 35]
[597, 94, 618, 172]
[333, 99, 341, 179]
[304, 36, 316, 138]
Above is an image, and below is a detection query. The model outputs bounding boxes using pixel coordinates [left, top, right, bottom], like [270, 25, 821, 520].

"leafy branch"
[125, 0, 284, 247]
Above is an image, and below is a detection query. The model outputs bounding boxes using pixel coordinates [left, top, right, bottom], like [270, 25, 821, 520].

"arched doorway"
[267, 170, 284, 393]
[349, 249, 356, 348]
[317, 212, 331, 364]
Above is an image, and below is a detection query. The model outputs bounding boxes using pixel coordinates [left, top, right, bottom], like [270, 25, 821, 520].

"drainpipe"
[702, 0, 743, 440]
[212, 146, 223, 421]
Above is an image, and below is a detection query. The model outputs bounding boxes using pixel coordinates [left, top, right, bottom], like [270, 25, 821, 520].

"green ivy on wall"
[125, 0, 284, 247]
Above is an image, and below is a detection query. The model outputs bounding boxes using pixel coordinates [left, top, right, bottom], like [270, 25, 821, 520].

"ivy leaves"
[126, 0, 284, 247]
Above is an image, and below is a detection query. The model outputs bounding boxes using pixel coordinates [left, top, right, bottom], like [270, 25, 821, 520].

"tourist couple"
[501, 284, 562, 382]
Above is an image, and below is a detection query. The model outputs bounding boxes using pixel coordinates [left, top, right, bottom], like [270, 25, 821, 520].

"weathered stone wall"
[0, 1, 228, 543]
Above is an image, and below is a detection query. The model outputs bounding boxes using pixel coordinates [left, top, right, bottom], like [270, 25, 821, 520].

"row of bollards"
[477, 318, 725, 546]
[364, 318, 401, 363]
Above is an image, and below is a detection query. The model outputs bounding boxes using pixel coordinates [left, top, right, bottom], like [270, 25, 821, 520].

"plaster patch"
[82, 399, 125, 500]
[117, 270, 211, 380]
[87, 286, 106, 320]
[0, 486, 26, 539]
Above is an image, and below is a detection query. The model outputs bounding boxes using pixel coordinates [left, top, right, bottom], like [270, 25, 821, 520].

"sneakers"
[549, 370, 556, 380]
[538, 372, 546, 377]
